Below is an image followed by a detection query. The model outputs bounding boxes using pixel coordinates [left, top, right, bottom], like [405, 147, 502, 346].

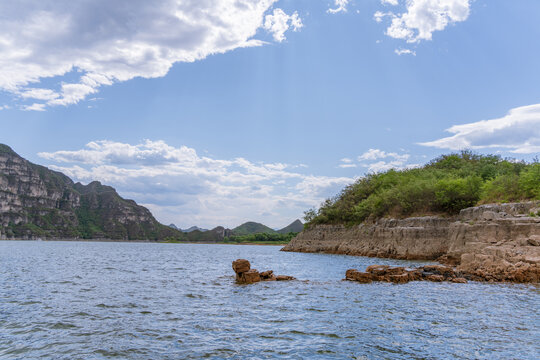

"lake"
[0, 241, 538, 359]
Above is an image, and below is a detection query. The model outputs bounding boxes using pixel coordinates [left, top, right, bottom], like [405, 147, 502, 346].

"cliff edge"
[0, 144, 182, 240]
[282, 202, 540, 282]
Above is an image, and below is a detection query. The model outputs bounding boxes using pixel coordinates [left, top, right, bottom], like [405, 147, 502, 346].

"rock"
[346, 265, 466, 284]
[527, 236, 540, 246]
[275, 275, 295, 281]
[365, 265, 390, 275]
[232, 259, 251, 273]
[232, 259, 294, 284]
[425, 274, 444, 282]
[345, 269, 372, 283]
[422, 265, 454, 277]
[239, 269, 261, 284]
[389, 274, 410, 284]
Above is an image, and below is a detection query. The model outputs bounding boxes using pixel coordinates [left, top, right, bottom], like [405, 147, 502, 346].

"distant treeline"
[224, 232, 298, 243]
[305, 151, 540, 226]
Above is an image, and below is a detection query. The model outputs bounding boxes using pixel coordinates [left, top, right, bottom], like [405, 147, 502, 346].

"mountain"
[182, 226, 232, 242]
[0, 144, 183, 241]
[277, 219, 303, 234]
[182, 226, 208, 233]
[232, 221, 276, 236]
[169, 224, 179, 230]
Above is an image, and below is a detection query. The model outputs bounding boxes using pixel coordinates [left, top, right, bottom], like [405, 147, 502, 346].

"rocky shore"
[346, 264, 468, 284]
[282, 202, 540, 283]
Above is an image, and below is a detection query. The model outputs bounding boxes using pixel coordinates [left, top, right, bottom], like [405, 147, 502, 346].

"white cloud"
[358, 148, 409, 162]
[378, 0, 471, 43]
[339, 163, 357, 168]
[419, 103, 540, 154]
[394, 48, 416, 56]
[340, 157, 353, 163]
[381, 0, 399, 5]
[22, 103, 46, 112]
[0, 1, 303, 110]
[350, 148, 416, 173]
[0, 105, 10, 110]
[39, 140, 353, 228]
[328, 0, 349, 14]
[374, 11, 390, 23]
[263, 8, 303, 42]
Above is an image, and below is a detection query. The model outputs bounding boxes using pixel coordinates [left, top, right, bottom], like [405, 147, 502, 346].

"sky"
[1, 0, 540, 229]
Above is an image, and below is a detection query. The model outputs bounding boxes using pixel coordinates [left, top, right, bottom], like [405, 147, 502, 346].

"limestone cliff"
[0, 144, 182, 240]
[282, 202, 540, 282]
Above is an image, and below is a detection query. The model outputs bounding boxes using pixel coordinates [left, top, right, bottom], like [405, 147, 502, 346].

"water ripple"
[0, 241, 538, 359]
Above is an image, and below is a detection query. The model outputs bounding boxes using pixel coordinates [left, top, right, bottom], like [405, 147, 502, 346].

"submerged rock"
[345, 265, 468, 284]
[232, 259, 295, 284]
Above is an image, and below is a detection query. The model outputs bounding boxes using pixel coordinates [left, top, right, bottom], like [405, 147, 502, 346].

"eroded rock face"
[232, 259, 295, 284]
[0, 144, 181, 240]
[283, 202, 540, 283]
[345, 265, 468, 284]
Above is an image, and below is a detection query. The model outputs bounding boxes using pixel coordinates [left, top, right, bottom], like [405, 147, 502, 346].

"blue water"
[0, 241, 538, 359]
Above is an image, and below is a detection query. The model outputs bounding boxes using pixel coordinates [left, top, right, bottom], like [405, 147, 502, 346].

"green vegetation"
[305, 151, 540, 227]
[224, 232, 298, 244]
[232, 221, 276, 235]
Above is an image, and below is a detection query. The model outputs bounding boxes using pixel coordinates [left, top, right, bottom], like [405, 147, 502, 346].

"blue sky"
[1, 0, 539, 228]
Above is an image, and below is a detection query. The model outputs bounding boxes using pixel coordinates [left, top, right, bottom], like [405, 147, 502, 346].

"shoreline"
[0, 238, 288, 246]
[283, 202, 540, 283]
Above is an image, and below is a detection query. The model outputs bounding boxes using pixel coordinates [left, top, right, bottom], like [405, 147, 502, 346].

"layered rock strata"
[232, 259, 295, 284]
[282, 202, 540, 282]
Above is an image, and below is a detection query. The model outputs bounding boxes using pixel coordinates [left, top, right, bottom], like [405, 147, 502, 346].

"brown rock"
[232, 259, 251, 274]
[451, 278, 468, 283]
[422, 265, 454, 277]
[407, 269, 422, 281]
[386, 267, 406, 275]
[260, 270, 275, 280]
[346, 270, 373, 283]
[426, 274, 444, 282]
[365, 265, 390, 276]
[238, 269, 261, 284]
[276, 275, 295, 281]
[389, 274, 410, 284]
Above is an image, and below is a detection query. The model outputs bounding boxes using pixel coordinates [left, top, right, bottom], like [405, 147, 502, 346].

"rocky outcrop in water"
[282, 202, 540, 282]
[345, 265, 468, 284]
[232, 259, 295, 284]
[0, 144, 182, 240]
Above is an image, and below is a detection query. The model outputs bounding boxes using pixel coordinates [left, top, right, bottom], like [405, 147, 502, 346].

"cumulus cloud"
[358, 148, 409, 162]
[377, 0, 471, 43]
[337, 149, 419, 173]
[39, 140, 353, 228]
[419, 103, 540, 154]
[263, 8, 303, 42]
[381, 0, 399, 5]
[327, 0, 349, 14]
[0, 1, 303, 110]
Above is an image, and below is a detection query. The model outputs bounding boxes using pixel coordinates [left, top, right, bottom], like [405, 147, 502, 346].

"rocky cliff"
[282, 202, 540, 282]
[0, 144, 182, 240]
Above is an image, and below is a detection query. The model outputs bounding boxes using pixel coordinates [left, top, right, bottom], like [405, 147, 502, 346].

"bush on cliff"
[305, 152, 540, 226]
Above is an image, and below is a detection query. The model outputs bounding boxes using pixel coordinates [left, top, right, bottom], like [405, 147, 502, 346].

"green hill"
[277, 219, 303, 234]
[232, 221, 276, 236]
[305, 151, 540, 227]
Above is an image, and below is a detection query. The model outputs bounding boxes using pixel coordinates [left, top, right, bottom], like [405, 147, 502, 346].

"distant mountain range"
[169, 224, 209, 233]
[168, 219, 303, 240]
